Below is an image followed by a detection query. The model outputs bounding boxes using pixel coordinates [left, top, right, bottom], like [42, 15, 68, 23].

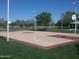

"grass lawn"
[0, 28, 7, 31]
[0, 27, 79, 34]
[0, 37, 79, 59]
[46, 28, 79, 34]
[0, 28, 29, 32]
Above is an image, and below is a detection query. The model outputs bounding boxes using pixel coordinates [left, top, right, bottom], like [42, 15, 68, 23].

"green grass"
[46, 28, 79, 34]
[0, 27, 79, 34]
[0, 28, 26, 32]
[0, 37, 79, 59]
[0, 28, 7, 31]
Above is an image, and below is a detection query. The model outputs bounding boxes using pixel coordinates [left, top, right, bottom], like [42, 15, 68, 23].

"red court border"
[47, 35, 79, 40]
[0, 36, 78, 49]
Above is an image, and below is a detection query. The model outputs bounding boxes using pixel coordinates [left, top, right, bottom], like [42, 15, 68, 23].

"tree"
[35, 11, 52, 26]
[56, 19, 62, 27]
[15, 19, 22, 27]
[11, 19, 35, 27]
[0, 18, 7, 28]
[61, 12, 74, 27]
[56, 11, 79, 28]
[24, 20, 35, 27]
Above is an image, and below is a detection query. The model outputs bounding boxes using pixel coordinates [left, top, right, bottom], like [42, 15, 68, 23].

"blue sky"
[0, 0, 7, 19]
[0, 0, 79, 22]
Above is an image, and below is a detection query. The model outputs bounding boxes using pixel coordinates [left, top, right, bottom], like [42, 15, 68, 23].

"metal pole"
[62, 18, 63, 29]
[74, 7, 77, 34]
[61, 13, 64, 29]
[35, 18, 37, 31]
[73, 1, 79, 34]
[33, 10, 37, 31]
[7, 0, 9, 42]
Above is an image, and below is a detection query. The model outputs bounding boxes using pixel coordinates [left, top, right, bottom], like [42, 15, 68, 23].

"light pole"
[7, 0, 10, 42]
[35, 18, 37, 31]
[61, 13, 64, 29]
[33, 10, 37, 31]
[72, 1, 79, 34]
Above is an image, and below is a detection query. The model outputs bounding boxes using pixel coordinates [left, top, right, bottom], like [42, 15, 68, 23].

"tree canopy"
[56, 11, 79, 28]
[0, 18, 7, 28]
[35, 12, 52, 26]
